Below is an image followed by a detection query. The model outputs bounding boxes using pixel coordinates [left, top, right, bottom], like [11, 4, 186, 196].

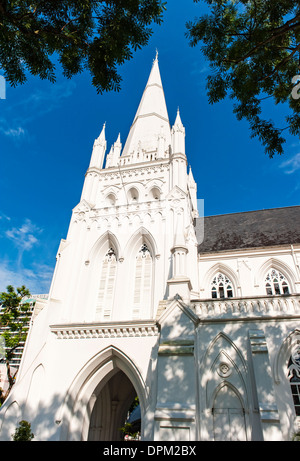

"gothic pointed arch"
[200, 332, 248, 409]
[145, 178, 163, 201]
[105, 192, 117, 206]
[200, 332, 249, 441]
[274, 328, 300, 384]
[101, 185, 121, 206]
[211, 379, 245, 410]
[24, 364, 45, 428]
[59, 346, 148, 441]
[0, 401, 21, 440]
[88, 230, 122, 263]
[212, 382, 247, 441]
[202, 263, 240, 299]
[256, 258, 296, 294]
[272, 329, 300, 425]
[124, 226, 158, 260]
[125, 181, 144, 204]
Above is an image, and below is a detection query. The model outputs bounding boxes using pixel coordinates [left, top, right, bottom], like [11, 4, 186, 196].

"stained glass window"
[265, 269, 289, 295]
[211, 273, 234, 299]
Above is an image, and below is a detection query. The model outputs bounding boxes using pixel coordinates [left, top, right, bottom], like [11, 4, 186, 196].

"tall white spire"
[122, 52, 171, 157]
[89, 123, 107, 169]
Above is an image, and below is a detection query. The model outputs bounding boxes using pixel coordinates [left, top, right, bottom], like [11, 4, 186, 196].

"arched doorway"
[88, 369, 140, 441]
[60, 346, 146, 441]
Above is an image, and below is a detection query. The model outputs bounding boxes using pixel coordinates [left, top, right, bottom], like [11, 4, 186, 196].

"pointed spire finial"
[115, 132, 121, 144]
[174, 107, 184, 130]
[99, 122, 106, 137]
[94, 121, 106, 146]
[154, 48, 159, 62]
[89, 122, 107, 169]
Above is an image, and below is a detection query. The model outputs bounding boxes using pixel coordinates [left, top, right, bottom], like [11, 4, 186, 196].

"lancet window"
[96, 247, 117, 321]
[150, 187, 160, 200]
[287, 345, 300, 416]
[133, 243, 152, 319]
[211, 272, 234, 299]
[127, 187, 139, 204]
[264, 269, 290, 295]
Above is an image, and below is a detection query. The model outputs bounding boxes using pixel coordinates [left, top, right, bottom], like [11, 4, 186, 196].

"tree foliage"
[12, 420, 34, 441]
[186, 0, 300, 157]
[0, 0, 166, 93]
[0, 285, 31, 405]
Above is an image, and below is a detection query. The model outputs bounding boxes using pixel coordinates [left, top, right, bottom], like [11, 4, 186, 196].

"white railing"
[191, 294, 300, 320]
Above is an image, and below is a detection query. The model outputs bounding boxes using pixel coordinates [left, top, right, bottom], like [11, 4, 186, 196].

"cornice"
[50, 320, 159, 339]
[92, 159, 170, 177]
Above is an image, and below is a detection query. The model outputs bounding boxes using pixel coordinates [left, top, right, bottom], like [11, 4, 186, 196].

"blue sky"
[0, 1, 299, 295]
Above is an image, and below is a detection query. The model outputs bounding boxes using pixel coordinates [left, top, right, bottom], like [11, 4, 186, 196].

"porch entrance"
[87, 369, 140, 441]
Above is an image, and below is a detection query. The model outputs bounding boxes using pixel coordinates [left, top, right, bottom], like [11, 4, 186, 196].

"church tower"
[49, 53, 198, 326]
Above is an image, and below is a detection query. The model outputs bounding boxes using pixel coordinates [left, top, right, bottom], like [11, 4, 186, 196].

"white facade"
[1, 56, 300, 441]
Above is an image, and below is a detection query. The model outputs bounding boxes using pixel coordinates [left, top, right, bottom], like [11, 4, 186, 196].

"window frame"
[264, 269, 290, 296]
[211, 272, 234, 299]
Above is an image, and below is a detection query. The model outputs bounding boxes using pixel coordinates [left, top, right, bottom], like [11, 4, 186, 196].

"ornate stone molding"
[193, 294, 300, 320]
[50, 320, 159, 339]
[99, 161, 170, 181]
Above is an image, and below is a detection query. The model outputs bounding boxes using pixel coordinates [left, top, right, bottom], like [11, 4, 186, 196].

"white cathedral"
[1, 55, 300, 442]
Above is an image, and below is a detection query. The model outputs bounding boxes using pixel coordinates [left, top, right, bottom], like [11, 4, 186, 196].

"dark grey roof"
[196, 206, 300, 253]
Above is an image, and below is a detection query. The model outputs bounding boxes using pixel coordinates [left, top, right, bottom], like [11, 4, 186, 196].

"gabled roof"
[196, 206, 300, 253]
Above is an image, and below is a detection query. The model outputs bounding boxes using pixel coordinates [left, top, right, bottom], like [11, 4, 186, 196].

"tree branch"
[223, 15, 300, 65]
[262, 42, 300, 81]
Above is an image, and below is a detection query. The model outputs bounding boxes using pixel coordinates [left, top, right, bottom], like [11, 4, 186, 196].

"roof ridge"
[202, 205, 300, 219]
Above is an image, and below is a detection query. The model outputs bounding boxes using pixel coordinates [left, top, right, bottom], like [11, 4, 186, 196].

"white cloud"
[0, 261, 26, 291]
[280, 152, 300, 174]
[5, 218, 42, 251]
[0, 213, 11, 221]
[0, 260, 53, 294]
[3, 127, 26, 138]
[0, 217, 53, 293]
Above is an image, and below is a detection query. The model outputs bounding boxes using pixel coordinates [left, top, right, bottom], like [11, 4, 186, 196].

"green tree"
[0, 285, 31, 405]
[12, 420, 34, 441]
[186, 0, 300, 157]
[0, 0, 166, 93]
[119, 396, 140, 440]
[293, 430, 300, 441]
